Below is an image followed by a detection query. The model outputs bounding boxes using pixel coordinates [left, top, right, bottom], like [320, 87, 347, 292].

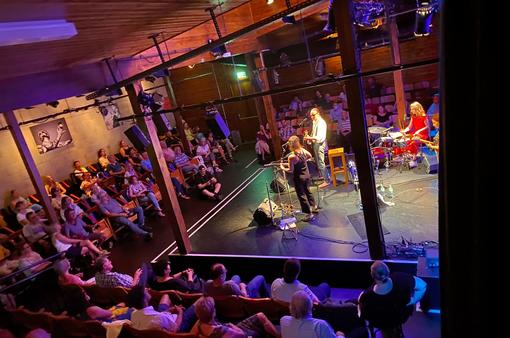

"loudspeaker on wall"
[124, 125, 151, 152]
[206, 113, 230, 139]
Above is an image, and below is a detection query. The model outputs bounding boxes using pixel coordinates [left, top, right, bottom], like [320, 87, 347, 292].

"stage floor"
[111, 146, 438, 273]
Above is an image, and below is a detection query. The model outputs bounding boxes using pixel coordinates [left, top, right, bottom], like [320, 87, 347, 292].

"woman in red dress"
[401, 101, 429, 155]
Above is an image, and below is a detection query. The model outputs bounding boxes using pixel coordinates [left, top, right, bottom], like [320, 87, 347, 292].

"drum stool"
[328, 147, 349, 187]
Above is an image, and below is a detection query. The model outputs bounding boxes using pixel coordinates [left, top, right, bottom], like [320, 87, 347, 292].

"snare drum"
[368, 126, 388, 139]
[371, 146, 387, 160]
[380, 136, 393, 148]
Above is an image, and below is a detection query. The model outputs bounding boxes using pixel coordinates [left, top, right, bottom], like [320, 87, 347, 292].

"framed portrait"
[30, 118, 73, 154]
[98, 102, 121, 130]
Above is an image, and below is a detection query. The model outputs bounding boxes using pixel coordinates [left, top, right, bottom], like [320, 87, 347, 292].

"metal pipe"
[86, 0, 324, 100]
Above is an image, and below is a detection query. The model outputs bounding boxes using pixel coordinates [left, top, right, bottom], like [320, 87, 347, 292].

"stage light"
[267, 0, 274, 4]
[236, 71, 248, 80]
[46, 101, 59, 108]
[208, 38, 228, 58]
[282, 15, 296, 24]
[0, 20, 77, 47]
[414, 2, 435, 36]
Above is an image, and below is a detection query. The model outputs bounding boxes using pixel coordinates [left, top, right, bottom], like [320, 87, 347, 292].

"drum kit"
[368, 126, 415, 172]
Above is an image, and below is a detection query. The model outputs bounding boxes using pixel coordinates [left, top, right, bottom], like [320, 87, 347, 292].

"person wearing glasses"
[304, 108, 331, 188]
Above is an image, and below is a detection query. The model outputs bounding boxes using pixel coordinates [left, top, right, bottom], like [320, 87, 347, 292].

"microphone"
[282, 141, 290, 148]
[298, 117, 308, 127]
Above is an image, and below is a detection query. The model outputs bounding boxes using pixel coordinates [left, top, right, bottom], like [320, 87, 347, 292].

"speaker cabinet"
[421, 148, 438, 174]
[206, 113, 230, 139]
[124, 125, 151, 152]
[152, 113, 171, 135]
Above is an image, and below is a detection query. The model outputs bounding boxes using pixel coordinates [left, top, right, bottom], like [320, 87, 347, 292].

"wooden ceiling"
[0, 0, 248, 80]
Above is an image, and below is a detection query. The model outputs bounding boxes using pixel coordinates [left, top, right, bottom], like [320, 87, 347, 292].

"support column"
[125, 84, 191, 254]
[245, 54, 267, 126]
[254, 52, 282, 160]
[386, 2, 407, 128]
[333, 0, 386, 259]
[4, 111, 59, 225]
[150, 35, 191, 154]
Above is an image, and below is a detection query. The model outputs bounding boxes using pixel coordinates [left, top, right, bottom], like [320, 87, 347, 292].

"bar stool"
[328, 147, 349, 187]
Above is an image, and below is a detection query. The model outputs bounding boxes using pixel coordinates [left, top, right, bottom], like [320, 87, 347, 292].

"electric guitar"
[416, 137, 438, 151]
[303, 130, 313, 145]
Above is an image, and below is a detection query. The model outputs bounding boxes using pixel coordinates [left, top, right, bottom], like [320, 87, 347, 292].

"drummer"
[401, 101, 429, 154]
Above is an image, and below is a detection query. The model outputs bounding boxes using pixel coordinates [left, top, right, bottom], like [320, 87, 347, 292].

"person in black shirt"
[374, 105, 393, 128]
[149, 259, 204, 293]
[196, 165, 222, 201]
[358, 261, 427, 338]
[280, 136, 319, 222]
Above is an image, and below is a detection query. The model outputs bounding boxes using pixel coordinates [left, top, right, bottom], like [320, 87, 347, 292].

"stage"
[110, 146, 438, 273]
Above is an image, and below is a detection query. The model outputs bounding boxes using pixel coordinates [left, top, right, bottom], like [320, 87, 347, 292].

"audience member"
[60, 196, 85, 222]
[196, 165, 222, 201]
[271, 258, 330, 304]
[191, 296, 280, 338]
[8, 190, 28, 213]
[173, 145, 199, 175]
[73, 160, 89, 181]
[107, 154, 125, 188]
[366, 77, 383, 98]
[128, 148, 144, 171]
[80, 172, 99, 197]
[50, 222, 105, 258]
[128, 284, 197, 333]
[207, 132, 229, 164]
[149, 259, 203, 293]
[358, 261, 427, 338]
[314, 91, 330, 110]
[54, 258, 95, 286]
[119, 140, 133, 163]
[255, 125, 271, 163]
[95, 255, 142, 288]
[196, 137, 222, 173]
[17, 242, 51, 277]
[22, 211, 48, 244]
[63, 208, 103, 242]
[160, 141, 176, 163]
[50, 187, 67, 212]
[289, 96, 303, 114]
[128, 176, 165, 217]
[281, 291, 342, 338]
[337, 110, 352, 154]
[42, 176, 66, 196]
[204, 263, 269, 298]
[15, 200, 34, 226]
[97, 148, 109, 170]
[97, 192, 152, 240]
[374, 105, 392, 128]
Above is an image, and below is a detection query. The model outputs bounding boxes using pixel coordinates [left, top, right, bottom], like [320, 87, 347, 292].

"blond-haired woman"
[401, 101, 429, 155]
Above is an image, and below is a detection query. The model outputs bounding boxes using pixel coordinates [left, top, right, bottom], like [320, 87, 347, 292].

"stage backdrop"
[30, 118, 73, 154]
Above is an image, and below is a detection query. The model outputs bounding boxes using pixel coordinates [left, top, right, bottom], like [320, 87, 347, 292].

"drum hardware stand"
[348, 160, 363, 210]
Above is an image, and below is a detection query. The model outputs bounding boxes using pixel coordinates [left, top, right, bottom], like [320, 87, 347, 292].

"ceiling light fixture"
[0, 20, 77, 47]
[267, 0, 274, 4]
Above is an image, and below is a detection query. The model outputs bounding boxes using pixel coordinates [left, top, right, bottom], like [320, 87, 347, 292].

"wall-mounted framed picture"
[30, 118, 72, 154]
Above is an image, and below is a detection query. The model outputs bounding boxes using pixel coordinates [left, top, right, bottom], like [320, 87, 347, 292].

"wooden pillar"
[386, 2, 407, 128]
[162, 72, 191, 154]
[245, 54, 266, 125]
[4, 111, 59, 225]
[125, 84, 191, 254]
[333, 0, 386, 259]
[254, 52, 282, 160]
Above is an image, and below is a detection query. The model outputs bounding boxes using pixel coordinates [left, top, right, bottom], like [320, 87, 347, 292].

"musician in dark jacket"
[280, 136, 319, 222]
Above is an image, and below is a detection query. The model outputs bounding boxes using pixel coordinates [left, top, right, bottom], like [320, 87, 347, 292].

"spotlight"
[208, 38, 228, 58]
[266, 0, 274, 4]
[46, 101, 59, 108]
[282, 15, 296, 24]
[414, 1, 436, 36]
[144, 75, 156, 83]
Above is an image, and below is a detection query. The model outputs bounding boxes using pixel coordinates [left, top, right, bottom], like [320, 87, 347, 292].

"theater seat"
[241, 297, 289, 322]
[120, 325, 197, 338]
[213, 295, 245, 322]
[84, 285, 129, 307]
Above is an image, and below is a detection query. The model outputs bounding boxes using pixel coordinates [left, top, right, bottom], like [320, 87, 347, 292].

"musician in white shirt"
[304, 108, 331, 188]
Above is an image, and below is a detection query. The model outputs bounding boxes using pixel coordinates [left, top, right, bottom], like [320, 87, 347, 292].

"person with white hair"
[358, 260, 427, 338]
[280, 291, 342, 338]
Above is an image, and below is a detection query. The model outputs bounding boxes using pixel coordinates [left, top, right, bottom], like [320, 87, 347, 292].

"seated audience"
[196, 165, 222, 201]
[358, 261, 427, 338]
[80, 172, 99, 197]
[128, 176, 165, 217]
[119, 140, 134, 163]
[160, 141, 176, 163]
[8, 190, 28, 213]
[107, 154, 125, 188]
[314, 91, 330, 111]
[50, 222, 105, 258]
[17, 242, 51, 277]
[204, 263, 269, 298]
[42, 176, 66, 196]
[272, 258, 330, 304]
[373, 105, 393, 128]
[337, 110, 352, 154]
[15, 200, 35, 226]
[207, 132, 229, 164]
[196, 137, 222, 173]
[255, 125, 271, 163]
[50, 187, 67, 212]
[281, 291, 342, 338]
[124, 161, 139, 185]
[97, 148, 110, 170]
[60, 196, 85, 222]
[280, 120, 293, 143]
[173, 144, 199, 175]
[128, 148, 144, 171]
[165, 129, 183, 148]
[191, 296, 279, 338]
[22, 211, 48, 244]
[289, 96, 303, 114]
[128, 284, 197, 333]
[63, 208, 103, 242]
[184, 121, 196, 145]
[149, 259, 203, 293]
[95, 255, 142, 288]
[97, 192, 152, 240]
[54, 258, 95, 286]
[73, 160, 89, 181]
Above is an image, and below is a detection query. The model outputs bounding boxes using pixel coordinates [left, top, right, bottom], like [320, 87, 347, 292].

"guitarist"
[419, 114, 440, 155]
[303, 108, 331, 188]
